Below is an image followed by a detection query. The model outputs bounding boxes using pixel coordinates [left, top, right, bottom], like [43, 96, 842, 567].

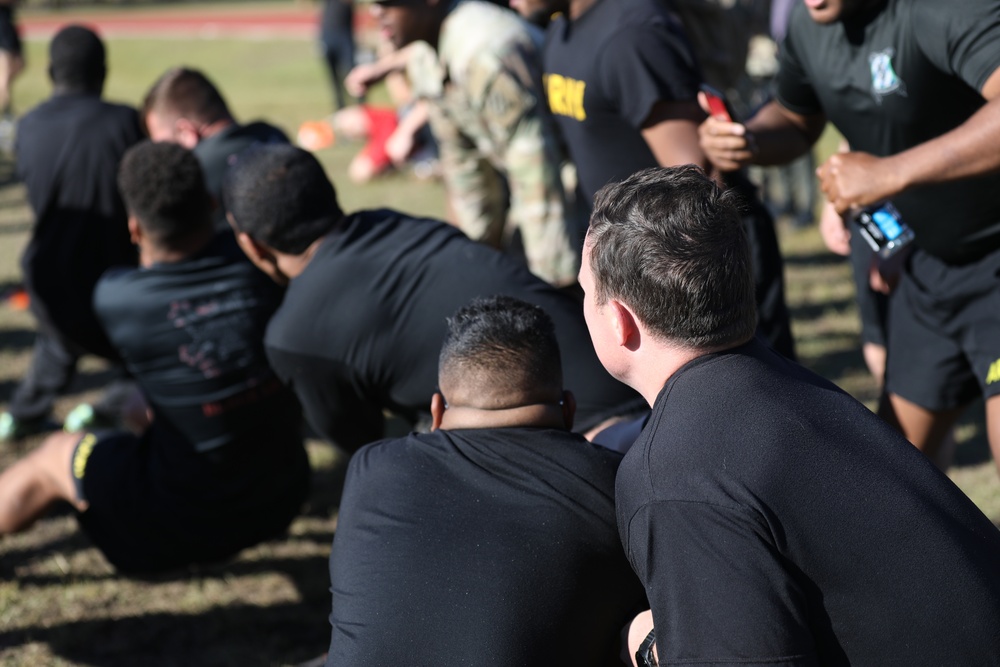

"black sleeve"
[599, 21, 702, 128]
[265, 346, 385, 451]
[623, 500, 820, 665]
[912, 0, 1000, 92]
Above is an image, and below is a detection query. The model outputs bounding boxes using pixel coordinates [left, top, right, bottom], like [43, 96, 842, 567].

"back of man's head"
[118, 140, 213, 246]
[587, 166, 757, 350]
[223, 143, 343, 255]
[439, 295, 563, 408]
[49, 25, 106, 93]
[143, 67, 232, 129]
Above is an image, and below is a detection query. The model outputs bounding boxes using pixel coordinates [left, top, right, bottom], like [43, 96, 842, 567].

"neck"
[199, 117, 235, 140]
[139, 227, 215, 267]
[439, 402, 567, 431]
[627, 344, 706, 408]
[276, 234, 326, 281]
[569, 0, 598, 20]
[52, 83, 100, 96]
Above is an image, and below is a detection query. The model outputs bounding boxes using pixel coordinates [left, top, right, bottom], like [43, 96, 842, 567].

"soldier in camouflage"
[347, 0, 579, 287]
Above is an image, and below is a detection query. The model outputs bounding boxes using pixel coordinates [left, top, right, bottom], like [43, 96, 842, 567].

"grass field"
[0, 16, 998, 667]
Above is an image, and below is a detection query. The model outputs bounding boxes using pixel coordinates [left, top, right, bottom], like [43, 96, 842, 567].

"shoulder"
[441, 2, 541, 79]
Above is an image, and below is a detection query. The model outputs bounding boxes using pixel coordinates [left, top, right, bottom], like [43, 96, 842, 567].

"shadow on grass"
[0, 599, 332, 666]
[789, 297, 857, 322]
[781, 251, 850, 269]
[0, 462, 344, 664]
[0, 365, 118, 403]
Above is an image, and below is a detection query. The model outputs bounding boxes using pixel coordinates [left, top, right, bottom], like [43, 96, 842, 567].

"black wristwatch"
[635, 628, 657, 667]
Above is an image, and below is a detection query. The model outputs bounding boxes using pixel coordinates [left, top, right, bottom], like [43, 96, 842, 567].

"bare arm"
[640, 100, 710, 170]
[345, 43, 418, 98]
[699, 97, 826, 171]
[818, 67, 1000, 213]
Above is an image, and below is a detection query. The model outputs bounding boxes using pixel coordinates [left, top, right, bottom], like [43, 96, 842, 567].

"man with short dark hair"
[142, 67, 287, 229]
[326, 295, 645, 665]
[224, 143, 644, 451]
[0, 25, 143, 440]
[582, 166, 1000, 664]
[0, 141, 309, 574]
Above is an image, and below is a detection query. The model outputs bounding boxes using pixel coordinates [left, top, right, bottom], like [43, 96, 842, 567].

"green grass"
[0, 16, 997, 667]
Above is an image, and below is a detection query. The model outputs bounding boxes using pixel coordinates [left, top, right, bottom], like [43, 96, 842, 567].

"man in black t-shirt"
[224, 144, 644, 452]
[142, 67, 288, 231]
[0, 142, 309, 574]
[700, 0, 1000, 474]
[1, 26, 143, 441]
[326, 295, 646, 665]
[518, 0, 795, 360]
[584, 166, 1000, 665]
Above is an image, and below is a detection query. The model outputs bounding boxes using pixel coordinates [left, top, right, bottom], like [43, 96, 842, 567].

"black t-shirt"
[326, 427, 647, 666]
[617, 338, 1000, 664]
[543, 0, 701, 203]
[16, 92, 143, 357]
[265, 209, 644, 450]
[94, 233, 304, 500]
[776, 0, 1000, 263]
[193, 121, 289, 230]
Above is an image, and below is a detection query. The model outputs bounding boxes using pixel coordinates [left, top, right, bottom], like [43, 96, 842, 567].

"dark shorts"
[884, 246, 1000, 411]
[70, 430, 310, 574]
[849, 229, 889, 347]
[0, 7, 21, 57]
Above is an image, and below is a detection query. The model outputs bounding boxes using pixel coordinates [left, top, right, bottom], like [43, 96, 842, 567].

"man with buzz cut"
[582, 165, 1000, 663]
[325, 295, 646, 665]
[223, 143, 644, 452]
[0, 141, 309, 574]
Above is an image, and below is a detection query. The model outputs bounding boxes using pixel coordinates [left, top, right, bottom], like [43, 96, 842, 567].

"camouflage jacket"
[407, 1, 578, 285]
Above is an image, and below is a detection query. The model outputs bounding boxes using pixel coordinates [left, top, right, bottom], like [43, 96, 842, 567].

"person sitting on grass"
[223, 144, 646, 453]
[325, 295, 646, 665]
[142, 67, 288, 231]
[0, 141, 310, 574]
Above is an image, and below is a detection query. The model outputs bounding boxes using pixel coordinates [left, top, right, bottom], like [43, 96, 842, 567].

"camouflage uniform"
[406, 1, 579, 286]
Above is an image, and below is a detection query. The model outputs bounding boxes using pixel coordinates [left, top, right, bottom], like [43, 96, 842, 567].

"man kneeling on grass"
[0, 140, 310, 574]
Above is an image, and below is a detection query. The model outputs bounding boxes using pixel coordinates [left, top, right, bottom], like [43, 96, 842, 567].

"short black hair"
[49, 25, 106, 91]
[587, 166, 757, 350]
[142, 67, 231, 127]
[439, 295, 563, 405]
[117, 140, 212, 245]
[223, 143, 343, 255]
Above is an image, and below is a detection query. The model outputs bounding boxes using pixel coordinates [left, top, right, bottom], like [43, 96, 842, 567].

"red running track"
[18, 4, 378, 40]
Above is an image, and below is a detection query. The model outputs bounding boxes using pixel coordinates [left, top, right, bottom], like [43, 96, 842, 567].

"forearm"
[883, 97, 1000, 193]
[503, 114, 577, 285]
[745, 102, 824, 166]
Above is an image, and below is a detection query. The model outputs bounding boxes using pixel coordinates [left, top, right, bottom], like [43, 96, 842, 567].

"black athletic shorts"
[884, 245, 1000, 411]
[70, 429, 310, 574]
[848, 229, 889, 347]
[0, 7, 21, 57]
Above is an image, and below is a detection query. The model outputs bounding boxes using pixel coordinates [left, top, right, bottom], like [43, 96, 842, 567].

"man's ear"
[174, 117, 201, 150]
[234, 230, 288, 286]
[610, 299, 641, 351]
[430, 392, 446, 432]
[127, 216, 142, 246]
[561, 390, 576, 431]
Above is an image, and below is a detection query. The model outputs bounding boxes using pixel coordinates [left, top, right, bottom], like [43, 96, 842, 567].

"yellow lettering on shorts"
[72, 433, 98, 480]
[987, 359, 1000, 385]
[546, 74, 587, 121]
